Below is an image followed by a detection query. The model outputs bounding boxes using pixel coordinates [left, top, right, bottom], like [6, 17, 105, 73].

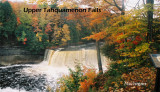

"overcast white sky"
[5, 0, 160, 10]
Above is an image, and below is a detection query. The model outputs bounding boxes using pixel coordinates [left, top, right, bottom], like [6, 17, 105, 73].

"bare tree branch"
[104, 0, 115, 6]
[113, 0, 123, 11]
[134, 0, 141, 9]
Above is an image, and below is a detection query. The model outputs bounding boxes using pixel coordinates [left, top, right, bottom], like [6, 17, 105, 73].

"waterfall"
[0, 43, 110, 92]
[44, 43, 108, 70]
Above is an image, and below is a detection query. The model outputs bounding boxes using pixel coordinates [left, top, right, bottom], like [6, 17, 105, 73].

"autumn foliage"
[78, 67, 97, 92]
[57, 65, 97, 92]
[1, 0, 160, 91]
[104, 67, 156, 92]
[82, 31, 107, 41]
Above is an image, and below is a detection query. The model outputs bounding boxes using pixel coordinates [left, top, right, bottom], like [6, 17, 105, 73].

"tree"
[104, 5, 153, 67]
[104, 0, 125, 15]
[146, 0, 154, 41]
[81, 10, 110, 73]
[64, 0, 111, 73]
[0, 1, 17, 45]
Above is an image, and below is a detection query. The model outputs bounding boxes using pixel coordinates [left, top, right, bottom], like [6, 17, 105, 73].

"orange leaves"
[116, 40, 122, 44]
[32, 17, 42, 32]
[32, 17, 38, 27]
[17, 17, 21, 24]
[115, 33, 124, 43]
[82, 31, 107, 41]
[23, 38, 27, 45]
[78, 67, 97, 92]
[89, 11, 109, 27]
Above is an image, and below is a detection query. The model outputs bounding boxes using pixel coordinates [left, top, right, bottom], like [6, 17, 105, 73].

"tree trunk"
[121, 0, 125, 15]
[96, 40, 103, 74]
[146, 0, 154, 42]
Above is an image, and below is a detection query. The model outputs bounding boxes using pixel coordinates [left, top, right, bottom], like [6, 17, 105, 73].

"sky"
[5, 0, 160, 10]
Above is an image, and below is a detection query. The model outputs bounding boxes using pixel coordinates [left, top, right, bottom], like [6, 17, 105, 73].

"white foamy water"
[0, 43, 110, 92]
[0, 87, 27, 92]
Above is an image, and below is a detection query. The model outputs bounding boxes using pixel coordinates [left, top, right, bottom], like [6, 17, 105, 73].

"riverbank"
[0, 46, 44, 66]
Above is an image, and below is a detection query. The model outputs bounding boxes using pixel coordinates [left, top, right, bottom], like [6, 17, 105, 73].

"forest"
[0, 0, 160, 91]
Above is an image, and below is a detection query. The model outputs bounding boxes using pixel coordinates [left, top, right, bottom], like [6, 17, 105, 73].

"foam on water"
[0, 43, 110, 92]
[0, 87, 27, 92]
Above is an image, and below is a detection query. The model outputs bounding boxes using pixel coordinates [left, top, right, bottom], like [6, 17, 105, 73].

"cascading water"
[0, 43, 110, 92]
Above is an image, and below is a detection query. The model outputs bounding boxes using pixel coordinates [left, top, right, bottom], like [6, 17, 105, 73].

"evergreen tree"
[0, 1, 17, 45]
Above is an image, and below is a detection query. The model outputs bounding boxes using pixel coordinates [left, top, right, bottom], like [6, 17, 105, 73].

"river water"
[0, 43, 110, 92]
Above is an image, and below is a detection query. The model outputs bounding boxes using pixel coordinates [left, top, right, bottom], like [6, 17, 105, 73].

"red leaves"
[24, 38, 27, 41]
[23, 38, 27, 45]
[135, 36, 142, 41]
[116, 35, 142, 46]
[132, 36, 142, 45]
[132, 40, 138, 45]
[23, 42, 26, 45]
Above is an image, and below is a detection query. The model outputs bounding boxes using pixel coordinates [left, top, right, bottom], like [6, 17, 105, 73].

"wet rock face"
[0, 47, 44, 66]
[0, 55, 44, 66]
[0, 66, 49, 91]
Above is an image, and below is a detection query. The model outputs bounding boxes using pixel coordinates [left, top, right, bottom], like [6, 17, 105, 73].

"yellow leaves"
[61, 38, 67, 43]
[120, 81, 123, 85]
[120, 52, 130, 57]
[134, 43, 150, 53]
[76, 23, 81, 31]
[36, 33, 38, 37]
[110, 82, 119, 88]
[106, 10, 150, 59]
[39, 36, 42, 41]
[52, 24, 70, 43]
[62, 24, 70, 42]
[127, 62, 138, 67]
[36, 33, 42, 42]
